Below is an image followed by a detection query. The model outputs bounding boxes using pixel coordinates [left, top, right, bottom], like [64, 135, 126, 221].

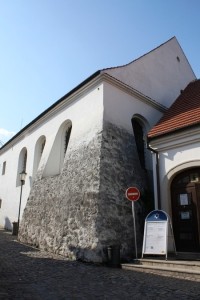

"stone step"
[176, 252, 200, 261]
[121, 258, 200, 281]
[136, 258, 200, 271]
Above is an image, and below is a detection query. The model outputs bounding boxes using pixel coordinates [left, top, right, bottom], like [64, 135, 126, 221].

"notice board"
[142, 210, 169, 258]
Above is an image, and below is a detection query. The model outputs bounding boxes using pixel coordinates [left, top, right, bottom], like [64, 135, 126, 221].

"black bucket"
[12, 222, 18, 236]
[107, 245, 121, 268]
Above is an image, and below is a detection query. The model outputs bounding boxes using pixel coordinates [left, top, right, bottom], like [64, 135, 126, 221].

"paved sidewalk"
[0, 229, 200, 300]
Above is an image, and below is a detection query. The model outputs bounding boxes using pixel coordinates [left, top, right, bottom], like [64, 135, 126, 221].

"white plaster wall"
[103, 82, 165, 172]
[0, 83, 104, 229]
[160, 143, 200, 177]
[103, 82, 163, 134]
[156, 140, 200, 215]
[105, 37, 196, 107]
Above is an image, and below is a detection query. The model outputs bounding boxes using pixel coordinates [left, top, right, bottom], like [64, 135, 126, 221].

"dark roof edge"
[0, 70, 101, 151]
[148, 122, 200, 142]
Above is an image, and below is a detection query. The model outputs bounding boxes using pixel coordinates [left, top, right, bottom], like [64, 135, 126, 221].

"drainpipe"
[147, 141, 161, 210]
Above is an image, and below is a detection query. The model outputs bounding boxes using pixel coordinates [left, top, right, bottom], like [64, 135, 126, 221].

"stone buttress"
[19, 122, 149, 262]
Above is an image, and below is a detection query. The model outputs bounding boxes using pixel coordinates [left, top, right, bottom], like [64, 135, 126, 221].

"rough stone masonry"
[19, 121, 149, 263]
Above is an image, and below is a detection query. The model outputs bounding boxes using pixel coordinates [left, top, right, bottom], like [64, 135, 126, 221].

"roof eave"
[148, 122, 200, 142]
[0, 70, 101, 151]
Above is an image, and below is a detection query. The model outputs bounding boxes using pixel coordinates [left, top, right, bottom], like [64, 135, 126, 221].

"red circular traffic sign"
[125, 187, 140, 201]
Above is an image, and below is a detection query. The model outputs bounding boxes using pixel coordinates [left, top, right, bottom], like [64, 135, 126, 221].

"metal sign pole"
[125, 187, 140, 260]
[132, 201, 138, 260]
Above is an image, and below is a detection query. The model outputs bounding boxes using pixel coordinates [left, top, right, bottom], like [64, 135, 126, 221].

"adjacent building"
[148, 79, 200, 253]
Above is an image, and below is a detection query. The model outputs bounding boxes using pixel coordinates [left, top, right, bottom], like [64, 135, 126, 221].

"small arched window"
[16, 147, 27, 186]
[132, 118, 146, 169]
[60, 121, 72, 167]
[23, 151, 27, 172]
[33, 136, 46, 179]
[64, 124, 72, 156]
[43, 120, 72, 177]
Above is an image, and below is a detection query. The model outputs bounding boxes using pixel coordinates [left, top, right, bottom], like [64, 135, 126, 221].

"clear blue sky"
[0, 0, 200, 144]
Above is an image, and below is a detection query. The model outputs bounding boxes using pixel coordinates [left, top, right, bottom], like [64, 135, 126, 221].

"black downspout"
[147, 141, 161, 210]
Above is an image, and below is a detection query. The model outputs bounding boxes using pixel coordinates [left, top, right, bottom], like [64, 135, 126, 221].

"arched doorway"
[171, 168, 200, 252]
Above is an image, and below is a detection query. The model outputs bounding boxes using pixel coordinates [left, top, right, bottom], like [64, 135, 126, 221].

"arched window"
[132, 117, 146, 169]
[32, 136, 46, 179]
[23, 151, 27, 172]
[61, 122, 72, 165]
[2, 161, 6, 175]
[16, 147, 27, 186]
[43, 120, 72, 177]
[64, 125, 72, 154]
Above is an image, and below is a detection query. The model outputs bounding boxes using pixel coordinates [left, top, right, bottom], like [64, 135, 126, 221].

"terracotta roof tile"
[148, 79, 200, 138]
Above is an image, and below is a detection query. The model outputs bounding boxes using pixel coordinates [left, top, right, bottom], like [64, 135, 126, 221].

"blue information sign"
[142, 210, 169, 259]
[146, 210, 168, 222]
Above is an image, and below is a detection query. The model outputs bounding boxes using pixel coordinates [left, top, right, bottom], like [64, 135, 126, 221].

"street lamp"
[17, 171, 27, 235]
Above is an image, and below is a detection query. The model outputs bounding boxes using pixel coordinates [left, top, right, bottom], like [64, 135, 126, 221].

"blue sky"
[0, 0, 200, 144]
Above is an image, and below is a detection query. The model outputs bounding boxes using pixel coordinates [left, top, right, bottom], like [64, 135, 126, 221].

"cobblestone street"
[0, 228, 200, 300]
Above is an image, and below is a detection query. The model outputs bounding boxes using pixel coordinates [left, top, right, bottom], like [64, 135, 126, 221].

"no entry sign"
[125, 187, 140, 202]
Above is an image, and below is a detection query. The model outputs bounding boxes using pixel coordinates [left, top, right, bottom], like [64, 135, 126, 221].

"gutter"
[147, 140, 161, 210]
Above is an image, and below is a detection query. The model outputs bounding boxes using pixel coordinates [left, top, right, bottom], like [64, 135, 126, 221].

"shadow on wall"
[4, 217, 12, 231]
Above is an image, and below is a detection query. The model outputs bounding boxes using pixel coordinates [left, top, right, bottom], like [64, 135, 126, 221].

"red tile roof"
[148, 79, 200, 139]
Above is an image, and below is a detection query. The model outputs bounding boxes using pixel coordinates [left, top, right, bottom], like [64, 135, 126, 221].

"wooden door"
[171, 170, 200, 252]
